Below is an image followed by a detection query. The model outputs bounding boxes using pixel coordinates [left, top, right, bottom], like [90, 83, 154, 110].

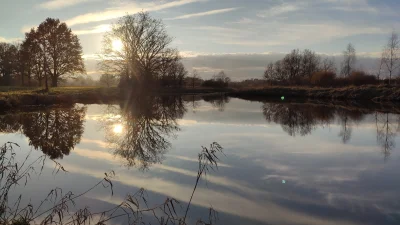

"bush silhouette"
[311, 71, 336, 87]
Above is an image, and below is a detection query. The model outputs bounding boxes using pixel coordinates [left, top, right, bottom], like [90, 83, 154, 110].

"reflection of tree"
[22, 106, 86, 159]
[0, 106, 86, 159]
[104, 95, 186, 170]
[202, 95, 230, 112]
[337, 109, 364, 144]
[262, 103, 336, 136]
[375, 113, 398, 160]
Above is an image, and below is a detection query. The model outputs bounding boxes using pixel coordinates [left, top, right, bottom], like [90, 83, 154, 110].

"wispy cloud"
[257, 3, 303, 18]
[38, 0, 100, 10]
[229, 17, 254, 24]
[0, 36, 22, 43]
[65, 0, 207, 26]
[165, 7, 239, 20]
[73, 24, 111, 35]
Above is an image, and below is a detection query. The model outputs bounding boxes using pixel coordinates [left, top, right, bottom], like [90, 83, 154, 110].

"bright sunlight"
[112, 39, 123, 51]
[113, 124, 123, 134]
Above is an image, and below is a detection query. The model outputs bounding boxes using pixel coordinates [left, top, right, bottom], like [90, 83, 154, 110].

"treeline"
[0, 18, 85, 89]
[263, 31, 400, 87]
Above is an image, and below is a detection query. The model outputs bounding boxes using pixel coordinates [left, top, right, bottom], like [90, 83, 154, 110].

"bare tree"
[99, 73, 117, 87]
[100, 12, 183, 90]
[382, 31, 400, 84]
[282, 49, 302, 80]
[301, 49, 320, 79]
[376, 52, 385, 81]
[191, 69, 199, 88]
[341, 43, 356, 77]
[320, 57, 336, 73]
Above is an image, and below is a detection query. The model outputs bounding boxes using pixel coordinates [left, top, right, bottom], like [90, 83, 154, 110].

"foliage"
[347, 71, 378, 86]
[311, 71, 336, 87]
[0, 18, 85, 88]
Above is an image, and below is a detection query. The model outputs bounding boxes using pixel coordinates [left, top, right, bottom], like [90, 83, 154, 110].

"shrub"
[202, 79, 228, 88]
[311, 71, 336, 87]
[348, 71, 378, 86]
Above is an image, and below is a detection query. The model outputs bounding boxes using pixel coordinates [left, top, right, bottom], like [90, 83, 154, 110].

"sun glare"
[112, 39, 123, 51]
[113, 124, 123, 134]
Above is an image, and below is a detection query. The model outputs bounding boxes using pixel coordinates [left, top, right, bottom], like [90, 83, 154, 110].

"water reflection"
[102, 95, 186, 169]
[0, 105, 86, 159]
[375, 113, 400, 160]
[261, 102, 400, 159]
[202, 94, 230, 112]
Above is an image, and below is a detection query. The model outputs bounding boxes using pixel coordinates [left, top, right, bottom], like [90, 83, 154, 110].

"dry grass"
[229, 85, 400, 101]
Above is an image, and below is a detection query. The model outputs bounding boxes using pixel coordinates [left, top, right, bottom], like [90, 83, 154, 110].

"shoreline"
[228, 85, 400, 102]
[0, 85, 400, 110]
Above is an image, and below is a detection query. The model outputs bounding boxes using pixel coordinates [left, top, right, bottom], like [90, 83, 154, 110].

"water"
[1, 95, 400, 225]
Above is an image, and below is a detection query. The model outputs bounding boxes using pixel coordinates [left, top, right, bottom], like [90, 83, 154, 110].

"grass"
[0, 86, 121, 110]
[229, 85, 400, 102]
[0, 84, 399, 110]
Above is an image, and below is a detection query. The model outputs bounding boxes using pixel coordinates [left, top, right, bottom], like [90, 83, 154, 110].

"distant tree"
[382, 31, 400, 84]
[100, 12, 182, 90]
[191, 69, 199, 88]
[341, 43, 356, 77]
[320, 57, 336, 73]
[100, 73, 117, 87]
[212, 70, 230, 87]
[376, 53, 385, 81]
[301, 49, 320, 79]
[0, 42, 18, 85]
[36, 18, 85, 88]
[282, 49, 302, 80]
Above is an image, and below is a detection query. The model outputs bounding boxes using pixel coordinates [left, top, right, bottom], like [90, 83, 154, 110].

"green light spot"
[281, 96, 285, 100]
[282, 180, 286, 184]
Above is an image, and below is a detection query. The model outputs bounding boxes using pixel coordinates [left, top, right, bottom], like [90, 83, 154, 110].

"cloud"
[20, 25, 36, 34]
[73, 24, 111, 35]
[0, 37, 22, 43]
[38, 0, 100, 10]
[229, 17, 254, 24]
[165, 7, 238, 20]
[257, 0, 378, 18]
[65, 0, 207, 26]
[257, 3, 303, 18]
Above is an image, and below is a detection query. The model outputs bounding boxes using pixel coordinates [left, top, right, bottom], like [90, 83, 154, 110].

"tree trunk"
[21, 72, 24, 86]
[51, 76, 57, 87]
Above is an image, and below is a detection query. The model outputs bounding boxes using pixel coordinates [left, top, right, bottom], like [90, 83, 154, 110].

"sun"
[113, 124, 123, 134]
[112, 39, 123, 51]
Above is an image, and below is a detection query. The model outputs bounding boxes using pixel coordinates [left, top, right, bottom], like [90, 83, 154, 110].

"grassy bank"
[0, 86, 232, 110]
[228, 85, 400, 102]
[0, 87, 121, 110]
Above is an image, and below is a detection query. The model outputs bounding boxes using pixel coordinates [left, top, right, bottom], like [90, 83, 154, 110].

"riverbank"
[1, 85, 400, 110]
[228, 85, 400, 102]
[0, 86, 233, 110]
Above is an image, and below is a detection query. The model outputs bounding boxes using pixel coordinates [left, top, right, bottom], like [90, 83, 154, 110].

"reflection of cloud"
[63, 163, 362, 225]
[80, 138, 109, 148]
[166, 154, 232, 168]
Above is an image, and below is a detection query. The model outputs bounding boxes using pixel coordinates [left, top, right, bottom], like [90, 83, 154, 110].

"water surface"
[1, 95, 400, 225]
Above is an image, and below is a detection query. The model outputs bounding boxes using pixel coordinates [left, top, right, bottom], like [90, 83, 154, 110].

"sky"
[0, 0, 399, 80]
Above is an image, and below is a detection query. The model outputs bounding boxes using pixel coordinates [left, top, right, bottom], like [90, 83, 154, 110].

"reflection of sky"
[2, 99, 400, 225]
